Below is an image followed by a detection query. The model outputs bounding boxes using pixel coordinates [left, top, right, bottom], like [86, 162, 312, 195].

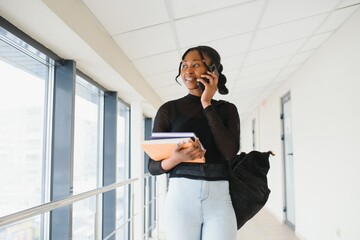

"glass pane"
[0, 27, 48, 238]
[116, 102, 130, 240]
[116, 102, 130, 181]
[72, 197, 97, 240]
[72, 76, 103, 240]
[0, 216, 42, 239]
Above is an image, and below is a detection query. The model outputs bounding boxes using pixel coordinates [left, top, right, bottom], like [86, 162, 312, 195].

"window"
[72, 75, 104, 239]
[0, 20, 137, 240]
[116, 100, 130, 239]
[0, 26, 51, 239]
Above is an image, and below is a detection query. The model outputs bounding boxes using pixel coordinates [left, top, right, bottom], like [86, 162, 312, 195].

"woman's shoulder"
[213, 99, 237, 108]
[212, 99, 239, 116]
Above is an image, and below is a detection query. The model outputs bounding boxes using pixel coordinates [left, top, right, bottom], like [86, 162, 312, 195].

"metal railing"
[0, 178, 138, 231]
[143, 173, 167, 240]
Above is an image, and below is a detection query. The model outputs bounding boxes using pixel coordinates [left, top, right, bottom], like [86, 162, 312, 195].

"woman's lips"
[185, 76, 196, 81]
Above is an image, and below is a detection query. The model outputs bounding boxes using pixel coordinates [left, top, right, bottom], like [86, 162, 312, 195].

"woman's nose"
[185, 66, 194, 74]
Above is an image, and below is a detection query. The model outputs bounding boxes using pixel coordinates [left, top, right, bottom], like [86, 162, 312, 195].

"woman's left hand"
[198, 71, 218, 108]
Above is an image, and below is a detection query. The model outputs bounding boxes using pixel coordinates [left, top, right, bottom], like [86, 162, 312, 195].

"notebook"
[141, 132, 205, 163]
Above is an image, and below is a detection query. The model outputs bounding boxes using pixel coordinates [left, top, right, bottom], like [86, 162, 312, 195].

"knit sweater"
[148, 94, 240, 181]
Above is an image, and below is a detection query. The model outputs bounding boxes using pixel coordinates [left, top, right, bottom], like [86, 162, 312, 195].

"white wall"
[241, 8, 360, 240]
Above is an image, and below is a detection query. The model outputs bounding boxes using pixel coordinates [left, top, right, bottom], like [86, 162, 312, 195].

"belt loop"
[200, 181, 210, 200]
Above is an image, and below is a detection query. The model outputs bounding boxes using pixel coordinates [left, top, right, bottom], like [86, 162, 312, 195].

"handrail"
[0, 178, 138, 228]
[143, 173, 151, 178]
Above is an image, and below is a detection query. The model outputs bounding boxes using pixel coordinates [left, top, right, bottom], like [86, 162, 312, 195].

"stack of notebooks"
[141, 132, 205, 163]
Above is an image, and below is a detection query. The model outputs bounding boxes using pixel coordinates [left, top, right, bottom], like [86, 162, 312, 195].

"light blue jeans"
[163, 178, 237, 240]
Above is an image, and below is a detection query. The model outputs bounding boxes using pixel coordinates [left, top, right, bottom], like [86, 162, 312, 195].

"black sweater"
[148, 94, 240, 181]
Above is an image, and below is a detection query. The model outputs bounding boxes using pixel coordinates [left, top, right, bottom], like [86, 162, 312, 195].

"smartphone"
[197, 64, 219, 92]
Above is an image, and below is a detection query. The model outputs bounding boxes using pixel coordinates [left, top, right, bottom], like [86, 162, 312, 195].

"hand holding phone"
[197, 64, 219, 92]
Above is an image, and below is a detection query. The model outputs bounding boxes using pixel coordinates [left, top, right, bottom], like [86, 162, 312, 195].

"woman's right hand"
[161, 139, 205, 171]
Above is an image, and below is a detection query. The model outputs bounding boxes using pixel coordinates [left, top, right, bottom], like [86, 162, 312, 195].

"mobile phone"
[197, 64, 219, 92]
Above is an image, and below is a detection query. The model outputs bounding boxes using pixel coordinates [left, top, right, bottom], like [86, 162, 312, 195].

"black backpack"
[229, 151, 273, 229]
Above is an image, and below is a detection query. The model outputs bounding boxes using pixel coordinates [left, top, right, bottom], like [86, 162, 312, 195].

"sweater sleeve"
[203, 102, 240, 161]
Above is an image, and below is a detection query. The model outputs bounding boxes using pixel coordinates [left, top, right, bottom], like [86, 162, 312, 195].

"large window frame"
[72, 74, 105, 239]
[116, 99, 131, 240]
[0, 23, 53, 240]
[0, 17, 134, 240]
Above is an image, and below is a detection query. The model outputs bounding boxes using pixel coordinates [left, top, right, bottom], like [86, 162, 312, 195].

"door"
[281, 92, 295, 230]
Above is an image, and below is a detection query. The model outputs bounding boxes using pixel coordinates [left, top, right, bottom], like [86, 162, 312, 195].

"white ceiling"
[80, 0, 360, 119]
[1, 0, 359, 120]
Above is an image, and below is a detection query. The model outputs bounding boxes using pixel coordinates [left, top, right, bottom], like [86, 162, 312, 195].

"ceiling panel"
[175, 0, 264, 47]
[316, 6, 359, 33]
[132, 50, 179, 77]
[171, 0, 255, 19]
[338, 0, 360, 8]
[231, 87, 265, 102]
[300, 32, 333, 51]
[278, 65, 301, 76]
[246, 39, 306, 65]
[240, 56, 291, 77]
[205, 32, 253, 57]
[288, 50, 314, 66]
[82, 0, 170, 34]
[145, 71, 179, 89]
[260, 0, 340, 28]
[252, 15, 326, 50]
[113, 23, 177, 60]
[238, 70, 280, 86]
[221, 54, 246, 71]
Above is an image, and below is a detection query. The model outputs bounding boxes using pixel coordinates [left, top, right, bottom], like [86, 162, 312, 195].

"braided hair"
[175, 45, 229, 95]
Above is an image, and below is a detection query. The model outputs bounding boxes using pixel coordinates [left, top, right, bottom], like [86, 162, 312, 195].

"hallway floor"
[237, 208, 300, 240]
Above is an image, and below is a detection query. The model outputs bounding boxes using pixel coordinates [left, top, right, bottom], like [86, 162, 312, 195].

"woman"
[148, 46, 240, 240]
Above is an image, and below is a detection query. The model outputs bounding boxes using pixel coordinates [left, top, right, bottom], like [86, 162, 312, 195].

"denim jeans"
[163, 178, 237, 240]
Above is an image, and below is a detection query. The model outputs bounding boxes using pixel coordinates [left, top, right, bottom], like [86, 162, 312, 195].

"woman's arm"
[204, 102, 240, 161]
[160, 139, 204, 171]
[199, 71, 240, 160]
[147, 104, 205, 175]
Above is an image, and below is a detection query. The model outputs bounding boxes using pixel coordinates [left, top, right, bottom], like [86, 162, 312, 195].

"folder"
[141, 132, 205, 163]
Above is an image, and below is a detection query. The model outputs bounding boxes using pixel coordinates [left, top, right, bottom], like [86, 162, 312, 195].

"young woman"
[148, 46, 240, 240]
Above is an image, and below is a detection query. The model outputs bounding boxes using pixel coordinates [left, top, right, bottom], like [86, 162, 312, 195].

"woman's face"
[180, 50, 211, 95]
